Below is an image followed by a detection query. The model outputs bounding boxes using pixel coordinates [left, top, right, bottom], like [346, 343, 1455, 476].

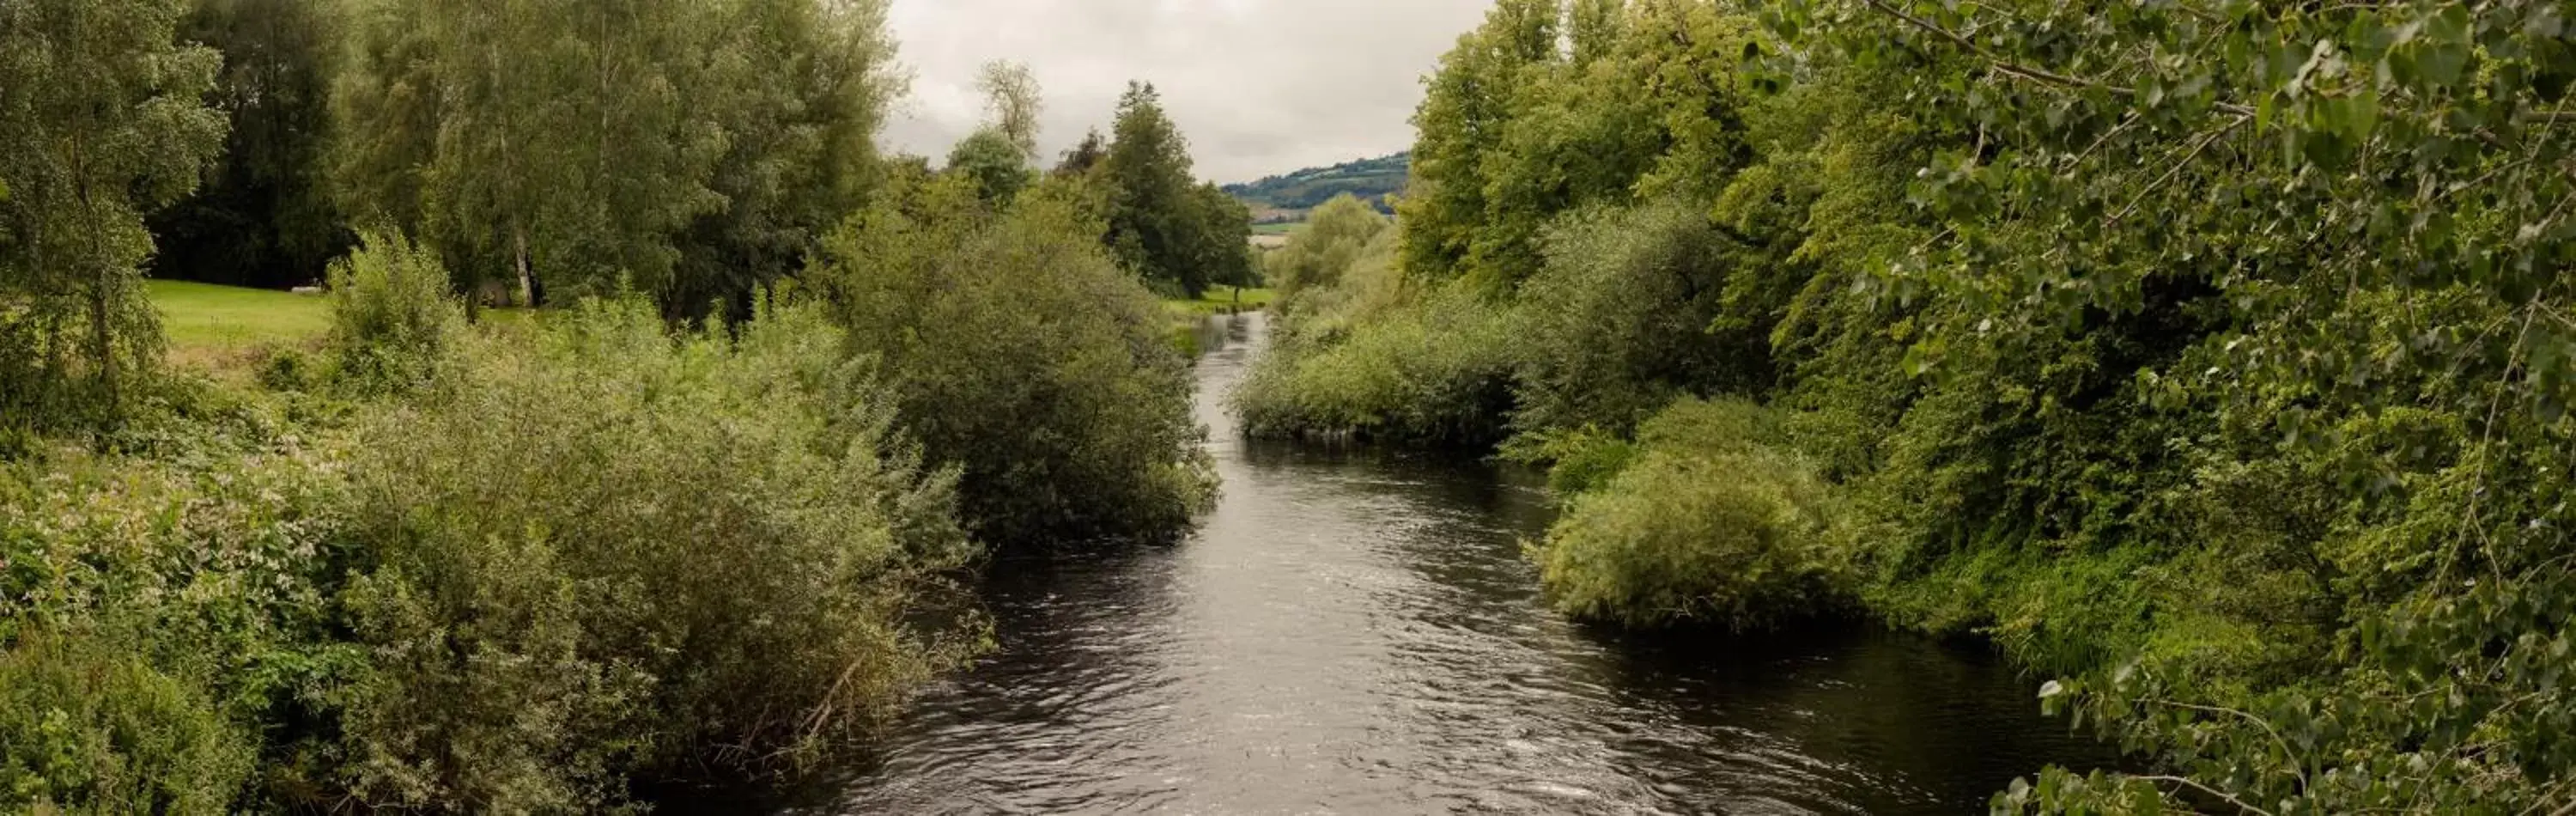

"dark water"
[775, 314, 2114, 815]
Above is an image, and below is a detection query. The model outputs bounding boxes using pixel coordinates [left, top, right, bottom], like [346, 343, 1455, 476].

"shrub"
[332, 297, 982, 809]
[0, 636, 255, 815]
[1511, 200, 1786, 436]
[813, 175, 1215, 545]
[1528, 399, 1850, 630]
[0, 427, 355, 812]
[325, 233, 460, 393]
[1232, 279, 1519, 447]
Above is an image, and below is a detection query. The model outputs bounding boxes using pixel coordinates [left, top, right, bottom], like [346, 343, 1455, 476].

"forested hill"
[1224, 152, 1406, 216]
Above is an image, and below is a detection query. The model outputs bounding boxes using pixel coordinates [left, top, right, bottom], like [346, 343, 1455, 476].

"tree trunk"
[88, 274, 117, 432]
[515, 227, 535, 308]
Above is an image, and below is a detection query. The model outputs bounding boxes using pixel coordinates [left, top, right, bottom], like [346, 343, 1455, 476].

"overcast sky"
[879, 0, 1493, 185]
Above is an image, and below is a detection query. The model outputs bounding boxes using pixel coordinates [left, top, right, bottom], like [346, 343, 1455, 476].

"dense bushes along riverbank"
[3, 211, 1206, 810]
[1240, 1, 2576, 812]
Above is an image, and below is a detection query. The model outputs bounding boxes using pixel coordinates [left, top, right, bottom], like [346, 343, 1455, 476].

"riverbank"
[767, 311, 2117, 814]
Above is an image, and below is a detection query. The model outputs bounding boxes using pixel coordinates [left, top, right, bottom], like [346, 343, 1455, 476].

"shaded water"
[777, 314, 2114, 814]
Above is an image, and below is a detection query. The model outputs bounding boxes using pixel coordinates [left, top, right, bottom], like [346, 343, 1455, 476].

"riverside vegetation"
[0, 0, 1231, 810]
[1239, 0, 2576, 813]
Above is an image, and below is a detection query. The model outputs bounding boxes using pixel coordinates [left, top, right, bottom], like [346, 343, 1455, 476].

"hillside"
[1224, 152, 1406, 218]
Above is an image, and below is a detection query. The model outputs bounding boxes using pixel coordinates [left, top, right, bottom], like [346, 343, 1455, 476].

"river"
[768, 313, 2115, 815]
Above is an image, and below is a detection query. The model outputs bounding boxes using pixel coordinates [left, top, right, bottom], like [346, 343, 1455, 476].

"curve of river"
[769, 313, 2114, 815]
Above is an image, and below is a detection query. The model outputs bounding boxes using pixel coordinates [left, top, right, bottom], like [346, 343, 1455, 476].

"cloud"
[878, 0, 1492, 184]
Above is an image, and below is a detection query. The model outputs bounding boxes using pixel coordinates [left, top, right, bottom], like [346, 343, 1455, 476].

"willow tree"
[0, 0, 228, 430]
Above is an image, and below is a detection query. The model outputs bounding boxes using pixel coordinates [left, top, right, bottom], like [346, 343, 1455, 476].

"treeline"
[1240, 0, 2576, 813]
[0, 0, 1233, 810]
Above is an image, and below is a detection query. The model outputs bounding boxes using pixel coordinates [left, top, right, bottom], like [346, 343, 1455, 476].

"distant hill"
[1224, 153, 1406, 220]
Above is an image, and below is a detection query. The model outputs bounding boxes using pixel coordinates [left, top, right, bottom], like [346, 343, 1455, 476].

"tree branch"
[1860, 0, 2257, 117]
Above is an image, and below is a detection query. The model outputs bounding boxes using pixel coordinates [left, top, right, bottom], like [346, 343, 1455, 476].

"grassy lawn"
[147, 277, 1261, 368]
[149, 279, 332, 368]
[1163, 287, 1276, 319]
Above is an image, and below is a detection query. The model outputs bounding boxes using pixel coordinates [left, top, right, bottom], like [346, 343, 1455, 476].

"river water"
[775, 314, 2115, 815]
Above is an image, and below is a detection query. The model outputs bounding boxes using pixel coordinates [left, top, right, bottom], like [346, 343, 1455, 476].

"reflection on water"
[772, 313, 2115, 815]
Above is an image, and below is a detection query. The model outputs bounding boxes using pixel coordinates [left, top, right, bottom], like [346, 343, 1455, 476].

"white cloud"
[879, 0, 1492, 184]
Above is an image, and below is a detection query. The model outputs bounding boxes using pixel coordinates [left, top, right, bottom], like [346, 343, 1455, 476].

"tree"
[331, 0, 899, 316]
[812, 173, 1216, 545]
[945, 60, 1043, 207]
[1183, 182, 1254, 294]
[0, 0, 229, 430]
[148, 0, 350, 290]
[1100, 82, 1207, 295]
[1398, 0, 1563, 285]
[668, 0, 904, 323]
[976, 60, 1043, 161]
[1054, 128, 1108, 178]
[1265, 193, 1388, 298]
[948, 128, 1035, 206]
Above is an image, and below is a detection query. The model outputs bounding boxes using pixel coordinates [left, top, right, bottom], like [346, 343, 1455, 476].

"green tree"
[1101, 82, 1208, 295]
[1266, 193, 1388, 298]
[331, 0, 896, 316]
[0, 0, 228, 430]
[671, 0, 903, 323]
[1398, 0, 1561, 284]
[148, 0, 351, 290]
[945, 60, 1044, 206]
[1054, 128, 1109, 178]
[948, 128, 1035, 205]
[1184, 181, 1254, 293]
[813, 174, 1217, 545]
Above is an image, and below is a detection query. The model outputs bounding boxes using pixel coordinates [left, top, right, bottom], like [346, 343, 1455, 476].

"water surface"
[781, 314, 2112, 814]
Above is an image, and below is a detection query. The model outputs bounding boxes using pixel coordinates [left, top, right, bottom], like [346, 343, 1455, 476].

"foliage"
[949, 127, 1037, 206]
[1510, 199, 1786, 435]
[333, 297, 981, 808]
[147, 0, 352, 291]
[1529, 399, 1848, 630]
[975, 61, 1044, 161]
[0, 636, 257, 815]
[325, 234, 460, 393]
[815, 174, 1216, 546]
[0, 0, 229, 432]
[1100, 82, 1220, 296]
[1263, 194, 1389, 299]
[331, 0, 902, 319]
[1399, 0, 1759, 291]
[1250, 0, 2576, 809]
[1233, 277, 1519, 447]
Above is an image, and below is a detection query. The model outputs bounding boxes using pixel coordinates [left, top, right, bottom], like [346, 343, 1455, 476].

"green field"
[148, 278, 1265, 368]
[1251, 222, 1305, 236]
[1163, 287, 1276, 319]
[149, 279, 332, 367]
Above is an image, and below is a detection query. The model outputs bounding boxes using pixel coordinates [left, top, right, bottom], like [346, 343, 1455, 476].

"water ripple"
[767, 314, 2116, 816]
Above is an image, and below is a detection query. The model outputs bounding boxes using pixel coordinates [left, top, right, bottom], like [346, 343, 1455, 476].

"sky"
[879, 0, 1494, 186]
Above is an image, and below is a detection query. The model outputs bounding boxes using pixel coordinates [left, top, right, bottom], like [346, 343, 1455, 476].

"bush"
[1231, 280, 1520, 447]
[1528, 399, 1849, 630]
[331, 297, 982, 809]
[1511, 200, 1785, 436]
[0, 636, 254, 815]
[814, 175, 1215, 545]
[326, 233, 461, 393]
[0, 426, 356, 812]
